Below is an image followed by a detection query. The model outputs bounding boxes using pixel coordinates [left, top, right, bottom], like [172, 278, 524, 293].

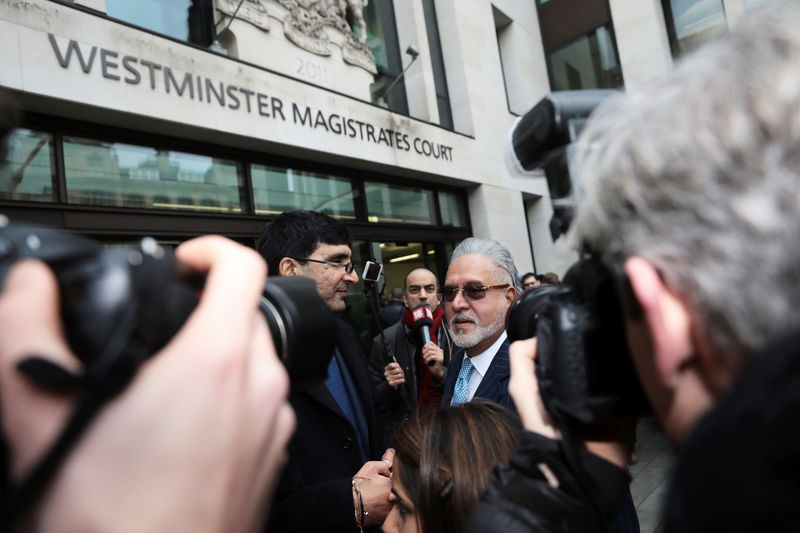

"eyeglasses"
[296, 258, 356, 274]
[407, 284, 437, 295]
[442, 284, 510, 302]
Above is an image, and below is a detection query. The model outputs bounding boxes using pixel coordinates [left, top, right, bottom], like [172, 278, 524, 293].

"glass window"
[358, 0, 408, 114]
[0, 128, 56, 203]
[438, 191, 465, 227]
[251, 164, 356, 219]
[106, 0, 213, 46]
[422, 0, 453, 129]
[548, 25, 624, 91]
[63, 136, 244, 212]
[665, 0, 726, 55]
[743, 0, 768, 8]
[365, 182, 435, 224]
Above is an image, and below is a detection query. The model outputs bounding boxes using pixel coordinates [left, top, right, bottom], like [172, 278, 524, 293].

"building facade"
[0, 0, 766, 338]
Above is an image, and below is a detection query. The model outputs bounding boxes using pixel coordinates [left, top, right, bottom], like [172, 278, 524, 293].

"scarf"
[403, 305, 445, 410]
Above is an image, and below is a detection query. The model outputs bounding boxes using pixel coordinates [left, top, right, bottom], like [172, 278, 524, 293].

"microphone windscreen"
[410, 305, 433, 329]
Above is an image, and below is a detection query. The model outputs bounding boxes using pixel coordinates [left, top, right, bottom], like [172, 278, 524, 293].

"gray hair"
[450, 237, 520, 291]
[570, 0, 800, 363]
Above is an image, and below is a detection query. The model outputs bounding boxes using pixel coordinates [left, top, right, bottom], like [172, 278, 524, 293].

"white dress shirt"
[459, 331, 507, 403]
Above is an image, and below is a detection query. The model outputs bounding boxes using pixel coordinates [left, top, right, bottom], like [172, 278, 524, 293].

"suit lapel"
[474, 339, 510, 401]
[302, 320, 370, 425]
[305, 382, 348, 420]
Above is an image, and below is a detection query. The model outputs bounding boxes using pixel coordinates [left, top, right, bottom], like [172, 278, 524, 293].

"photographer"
[464, 1, 800, 531]
[0, 237, 295, 532]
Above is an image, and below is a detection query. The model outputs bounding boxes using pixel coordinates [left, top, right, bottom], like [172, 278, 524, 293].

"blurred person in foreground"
[0, 88, 278, 532]
[464, 2, 800, 531]
[0, 236, 295, 532]
[381, 400, 521, 533]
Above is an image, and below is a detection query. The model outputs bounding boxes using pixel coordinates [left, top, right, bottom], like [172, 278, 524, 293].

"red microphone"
[411, 305, 435, 365]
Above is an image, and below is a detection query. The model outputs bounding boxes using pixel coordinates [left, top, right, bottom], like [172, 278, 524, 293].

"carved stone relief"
[277, 0, 376, 74]
[214, 0, 376, 74]
[216, 0, 270, 32]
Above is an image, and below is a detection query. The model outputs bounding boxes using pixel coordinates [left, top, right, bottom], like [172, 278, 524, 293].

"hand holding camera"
[0, 235, 295, 532]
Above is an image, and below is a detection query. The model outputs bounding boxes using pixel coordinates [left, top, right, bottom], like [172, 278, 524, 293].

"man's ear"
[624, 257, 694, 389]
[278, 257, 302, 277]
[504, 286, 517, 306]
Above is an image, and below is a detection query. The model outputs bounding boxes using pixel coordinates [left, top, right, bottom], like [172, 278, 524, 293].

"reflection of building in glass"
[668, 0, 727, 54]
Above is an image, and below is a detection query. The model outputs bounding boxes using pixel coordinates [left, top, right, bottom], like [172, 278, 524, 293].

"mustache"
[448, 313, 477, 329]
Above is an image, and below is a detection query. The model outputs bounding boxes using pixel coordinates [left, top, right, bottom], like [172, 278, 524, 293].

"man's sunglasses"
[442, 284, 510, 302]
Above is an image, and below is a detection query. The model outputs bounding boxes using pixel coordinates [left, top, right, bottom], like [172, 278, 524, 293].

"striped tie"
[451, 357, 474, 406]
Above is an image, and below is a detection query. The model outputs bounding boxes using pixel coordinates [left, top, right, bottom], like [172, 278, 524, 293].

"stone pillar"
[608, 0, 674, 89]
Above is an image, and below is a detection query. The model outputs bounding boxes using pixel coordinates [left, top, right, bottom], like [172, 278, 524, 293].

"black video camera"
[506, 91, 650, 424]
[0, 217, 337, 391]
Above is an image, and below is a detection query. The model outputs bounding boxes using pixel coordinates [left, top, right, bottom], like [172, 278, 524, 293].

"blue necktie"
[325, 348, 368, 461]
[451, 357, 474, 406]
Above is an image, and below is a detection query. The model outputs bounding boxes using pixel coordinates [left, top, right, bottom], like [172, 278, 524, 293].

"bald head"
[403, 268, 440, 310]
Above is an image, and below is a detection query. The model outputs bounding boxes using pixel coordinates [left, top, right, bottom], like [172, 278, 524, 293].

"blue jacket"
[440, 337, 515, 411]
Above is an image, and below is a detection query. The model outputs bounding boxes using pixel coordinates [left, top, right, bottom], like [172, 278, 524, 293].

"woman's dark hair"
[391, 400, 522, 533]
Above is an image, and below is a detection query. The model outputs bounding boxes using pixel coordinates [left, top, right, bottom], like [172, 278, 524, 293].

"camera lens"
[260, 276, 337, 390]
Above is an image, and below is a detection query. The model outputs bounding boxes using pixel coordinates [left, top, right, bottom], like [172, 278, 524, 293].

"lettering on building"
[47, 33, 453, 162]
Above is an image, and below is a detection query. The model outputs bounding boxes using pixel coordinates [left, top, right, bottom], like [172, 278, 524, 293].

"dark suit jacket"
[267, 319, 386, 533]
[440, 337, 515, 411]
[368, 320, 454, 435]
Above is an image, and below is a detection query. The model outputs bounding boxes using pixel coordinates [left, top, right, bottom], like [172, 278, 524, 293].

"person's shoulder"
[374, 320, 403, 337]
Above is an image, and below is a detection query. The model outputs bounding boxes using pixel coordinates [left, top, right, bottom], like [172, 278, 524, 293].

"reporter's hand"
[0, 236, 295, 533]
[384, 361, 405, 389]
[508, 338, 559, 439]
[353, 448, 395, 527]
[421, 342, 444, 380]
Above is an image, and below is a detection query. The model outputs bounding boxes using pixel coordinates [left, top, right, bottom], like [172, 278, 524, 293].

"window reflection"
[743, 0, 768, 10]
[667, 0, 726, 54]
[106, 0, 213, 46]
[63, 137, 244, 212]
[0, 128, 56, 202]
[549, 25, 624, 91]
[365, 182, 435, 224]
[438, 191, 465, 227]
[359, 0, 408, 113]
[251, 164, 356, 218]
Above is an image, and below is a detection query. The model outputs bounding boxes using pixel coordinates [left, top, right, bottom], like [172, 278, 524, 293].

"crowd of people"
[3, 0, 800, 531]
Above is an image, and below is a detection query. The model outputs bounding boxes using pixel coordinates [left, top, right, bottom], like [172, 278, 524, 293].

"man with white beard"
[439, 237, 519, 410]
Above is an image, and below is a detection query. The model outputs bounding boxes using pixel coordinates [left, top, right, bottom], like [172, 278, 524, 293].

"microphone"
[411, 305, 435, 365]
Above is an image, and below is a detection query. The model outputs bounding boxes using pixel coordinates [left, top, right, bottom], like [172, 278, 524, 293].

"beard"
[448, 310, 506, 349]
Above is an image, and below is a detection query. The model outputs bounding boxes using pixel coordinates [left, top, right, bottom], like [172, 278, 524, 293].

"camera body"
[506, 91, 650, 424]
[0, 217, 336, 390]
[508, 257, 650, 423]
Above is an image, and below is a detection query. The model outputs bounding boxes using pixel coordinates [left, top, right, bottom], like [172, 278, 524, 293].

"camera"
[0, 217, 337, 391]
[506, 91, 650, 424]
[362, 260, 383, 283]
[508, 257, 650, 423]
